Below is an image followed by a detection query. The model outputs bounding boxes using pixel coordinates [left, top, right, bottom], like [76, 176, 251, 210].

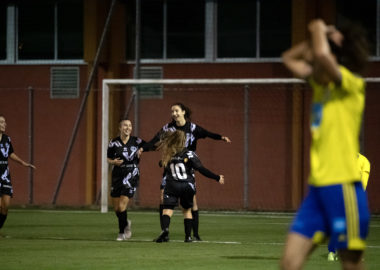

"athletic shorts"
[111, 167, 139, 198]
[0, 168, 13, 197]
[290, 182, 370, 251]
[163, 180, 196, 209]
[160, 174, 197, 195]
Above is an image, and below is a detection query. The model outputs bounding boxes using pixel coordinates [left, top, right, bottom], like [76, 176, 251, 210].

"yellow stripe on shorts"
[342, 183, 365, 250]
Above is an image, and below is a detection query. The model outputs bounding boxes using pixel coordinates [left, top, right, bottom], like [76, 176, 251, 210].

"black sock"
[191, 210, 199, 236]
[159, 204, 164, 230]
[116, 211, 127, 233]
[184, 218, 192, 238]
[162, 214, 171, 232]
[0, 214, 7, 229]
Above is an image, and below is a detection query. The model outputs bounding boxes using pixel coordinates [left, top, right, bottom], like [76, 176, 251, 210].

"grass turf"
[0, 209, 379, 270]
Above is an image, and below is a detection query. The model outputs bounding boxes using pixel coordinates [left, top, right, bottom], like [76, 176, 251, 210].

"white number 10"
[170, 163, 187, 180]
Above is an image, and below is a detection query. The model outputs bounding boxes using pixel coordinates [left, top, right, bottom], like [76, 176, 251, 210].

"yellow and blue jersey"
[308, 66, 365, 186]
[358, 153, 370, 190]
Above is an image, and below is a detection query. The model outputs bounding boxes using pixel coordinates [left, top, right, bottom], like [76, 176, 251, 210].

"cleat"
[184, 236, 193, 243]
[327, 252, 337, 261]
[124, 219, 132, 239]
[193, 235, 202, 241]
[155, 231, 169, 243]
[116, 233, 126, 241]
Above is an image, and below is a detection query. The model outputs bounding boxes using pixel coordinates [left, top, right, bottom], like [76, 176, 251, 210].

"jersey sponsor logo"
[0, 143, 10, 158]
[311, 103, 323, 131]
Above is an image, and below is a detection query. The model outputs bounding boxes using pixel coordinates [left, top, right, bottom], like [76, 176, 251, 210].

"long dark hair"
[331, 21, 369, 75]
[172, 102, 192, 121]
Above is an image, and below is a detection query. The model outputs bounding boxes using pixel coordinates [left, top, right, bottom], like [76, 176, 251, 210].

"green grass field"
[0, 209, 379, 270]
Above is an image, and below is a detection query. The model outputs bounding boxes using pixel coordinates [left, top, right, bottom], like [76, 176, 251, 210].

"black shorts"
[111, 167, 139, 198]
[0, 168, 13, 197]
[160, 175, 197, 195]
[163, 180, 196, 209]
[0, 183, 13, 197]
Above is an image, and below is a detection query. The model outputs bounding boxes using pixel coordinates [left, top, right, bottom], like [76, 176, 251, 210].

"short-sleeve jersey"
[308, 66, 365, 186]
[358, 153, 370, 190]
[107, 136, 144, 176]
[0, 134, 14, 181]
[164, 150, 206, 184]
[144, 121, 222, 152]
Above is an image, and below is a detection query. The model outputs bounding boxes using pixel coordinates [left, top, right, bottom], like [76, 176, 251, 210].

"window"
[0, 3, 7, 60]
[167, 0, 205, 58]
[18, 1, 55, 59]
[57, 0, 84, 59]
[141, 0, 164, 59]
[217, 0, 256, 58]
[1, 0, 83, 63]
[127, 0, 204, 60]
[260, 0, 291, 57]
[127, 0, 291, 61]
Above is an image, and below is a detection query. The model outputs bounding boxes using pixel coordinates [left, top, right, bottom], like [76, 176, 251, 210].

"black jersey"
[0, 134, 14, 183]
[107, 136, 145, 175]
[143, 121, 222, 152]
[164, 149, 220, 184]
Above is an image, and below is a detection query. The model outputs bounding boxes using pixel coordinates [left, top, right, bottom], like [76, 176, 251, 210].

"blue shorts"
[290, 182, 370, 251]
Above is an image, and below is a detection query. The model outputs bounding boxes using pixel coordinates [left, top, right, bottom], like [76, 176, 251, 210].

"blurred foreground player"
[281, 19, 370, 270]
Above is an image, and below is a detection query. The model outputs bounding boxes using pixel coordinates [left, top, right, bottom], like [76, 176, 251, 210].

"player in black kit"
[139, 103, 231, 241]
[0, 115, 36, 233]
[154, 130, 224, 243]
[107, 119, 145, 241]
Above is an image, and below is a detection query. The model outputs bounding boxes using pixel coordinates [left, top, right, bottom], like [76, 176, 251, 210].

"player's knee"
[280, 254, 303, 270]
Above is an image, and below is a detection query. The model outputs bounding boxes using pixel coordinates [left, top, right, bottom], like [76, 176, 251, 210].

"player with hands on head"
[0, 115, 36, 233]
[281, 19, 370, 270]
[139, 102, 230, 241]
[154, 130, 224, 243]
[107, 119, 145, 241]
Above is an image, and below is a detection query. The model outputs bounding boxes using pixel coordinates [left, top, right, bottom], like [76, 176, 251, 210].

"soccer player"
[139, 102, 230, 241]
[154, 130, 224, 243]
[327, 153, 371, 261]
[281, 19, 370, 270]
[107, 119, 145, 241]
[0, 115, 36, 233]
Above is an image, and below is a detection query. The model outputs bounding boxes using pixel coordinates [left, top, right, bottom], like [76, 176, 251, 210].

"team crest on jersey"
[184, 158, 188, 163]
[130, 146, 137, 152]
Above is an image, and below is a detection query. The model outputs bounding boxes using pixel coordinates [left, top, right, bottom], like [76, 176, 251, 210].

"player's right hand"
[114, 158, 123, 166]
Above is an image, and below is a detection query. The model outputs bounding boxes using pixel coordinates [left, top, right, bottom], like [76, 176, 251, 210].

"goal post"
[101, 77, 380, 213]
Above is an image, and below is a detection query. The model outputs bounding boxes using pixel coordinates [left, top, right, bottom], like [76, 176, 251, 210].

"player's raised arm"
[282, 40, 313, 79]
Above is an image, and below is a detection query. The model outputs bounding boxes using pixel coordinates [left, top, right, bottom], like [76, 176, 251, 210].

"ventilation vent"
[135, 66, 163, 99]
[50, 67, 80, 99]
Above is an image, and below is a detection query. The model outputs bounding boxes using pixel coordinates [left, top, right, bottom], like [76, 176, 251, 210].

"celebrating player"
[281, 19, 370, 270]
[107, 119, 145, 241]
[154, 130, 224, 243]
[0, 115, 36, 233]
[139, 102, 230, 241]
